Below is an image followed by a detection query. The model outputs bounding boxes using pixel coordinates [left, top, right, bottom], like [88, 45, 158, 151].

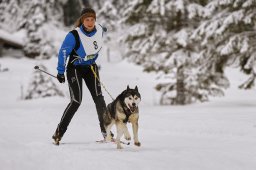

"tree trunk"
[0, 42, 3, 57]
[176, 66, 186, 105]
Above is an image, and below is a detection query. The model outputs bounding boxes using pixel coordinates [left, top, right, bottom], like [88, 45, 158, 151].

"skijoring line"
[90, 65, 114, 101]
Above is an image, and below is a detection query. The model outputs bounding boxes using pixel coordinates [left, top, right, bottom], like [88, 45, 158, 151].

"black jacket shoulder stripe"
[70, 30, 80, 51]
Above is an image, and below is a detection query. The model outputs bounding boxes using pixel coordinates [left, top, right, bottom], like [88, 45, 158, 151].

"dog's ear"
[135, 85, 138, 91]
[127, 85, 130, 90]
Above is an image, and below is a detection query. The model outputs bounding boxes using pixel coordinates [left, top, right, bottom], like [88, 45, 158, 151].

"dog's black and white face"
[123, 86, 141, 113]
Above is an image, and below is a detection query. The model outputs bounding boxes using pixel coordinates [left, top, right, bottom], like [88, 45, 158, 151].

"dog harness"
[108, 92, 132, 123]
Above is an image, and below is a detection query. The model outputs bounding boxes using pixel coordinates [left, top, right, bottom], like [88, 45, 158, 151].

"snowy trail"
[0, 57, 256, 170]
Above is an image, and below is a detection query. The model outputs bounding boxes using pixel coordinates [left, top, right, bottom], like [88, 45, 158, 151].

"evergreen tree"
[97, 0, 130, 31]
[63, 0, 82, 26]
[122, 0, 227, 105]
[0, 0, 70, 59]
[24, 64, 64, 100]
[21, 0, 65, 59]
[0, 0, 22, 32]
[87, 0, 101, 9]
[191, 0, 256, 89]
[95, 0, 132, 61]
[97, 0, 118, 31]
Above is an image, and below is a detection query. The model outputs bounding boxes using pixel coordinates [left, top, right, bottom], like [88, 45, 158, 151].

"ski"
[96, 139, 130, 145]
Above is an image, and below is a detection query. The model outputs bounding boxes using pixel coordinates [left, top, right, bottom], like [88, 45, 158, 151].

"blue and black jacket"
[57, 24, 105, 75]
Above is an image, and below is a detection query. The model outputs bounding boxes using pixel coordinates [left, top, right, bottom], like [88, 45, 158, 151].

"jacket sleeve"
[57, 32, 76, 74]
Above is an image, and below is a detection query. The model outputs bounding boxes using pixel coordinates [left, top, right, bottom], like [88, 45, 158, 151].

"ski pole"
[34, 66, 57, 79]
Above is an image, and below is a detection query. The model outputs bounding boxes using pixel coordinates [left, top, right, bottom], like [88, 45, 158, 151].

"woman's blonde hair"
[74, 15, 87, 28]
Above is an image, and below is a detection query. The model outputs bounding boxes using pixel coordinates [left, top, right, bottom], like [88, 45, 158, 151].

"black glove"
[57, 74, 65, 83]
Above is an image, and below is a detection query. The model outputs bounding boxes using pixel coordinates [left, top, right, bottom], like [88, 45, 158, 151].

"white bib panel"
[76, 24, 103, 60]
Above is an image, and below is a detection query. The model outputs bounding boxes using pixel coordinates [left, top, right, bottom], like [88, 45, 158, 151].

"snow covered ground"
[0, 54, 256, 170]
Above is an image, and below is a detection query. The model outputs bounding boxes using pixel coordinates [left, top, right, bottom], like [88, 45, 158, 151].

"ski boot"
[52, 129, 63, 145]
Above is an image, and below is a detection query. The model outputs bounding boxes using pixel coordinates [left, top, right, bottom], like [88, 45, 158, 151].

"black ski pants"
[56, 64, 107, 137]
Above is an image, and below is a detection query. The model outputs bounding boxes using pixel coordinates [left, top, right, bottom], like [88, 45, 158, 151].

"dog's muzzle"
[128, 104, 137, 113]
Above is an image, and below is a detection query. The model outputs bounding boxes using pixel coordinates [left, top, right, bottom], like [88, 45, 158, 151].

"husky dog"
[103, 86, 141, 149]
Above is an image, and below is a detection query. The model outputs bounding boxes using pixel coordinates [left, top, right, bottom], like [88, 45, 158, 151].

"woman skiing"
[52, 8, 109, 145]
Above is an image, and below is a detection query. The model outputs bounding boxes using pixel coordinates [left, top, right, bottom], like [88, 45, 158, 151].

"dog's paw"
[134, 142, 141, 147]
[105, 136, 112, 142]
[124, 131, 131, 140]
[124, 135, 131, 141]
[126, 137, 131, 141]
